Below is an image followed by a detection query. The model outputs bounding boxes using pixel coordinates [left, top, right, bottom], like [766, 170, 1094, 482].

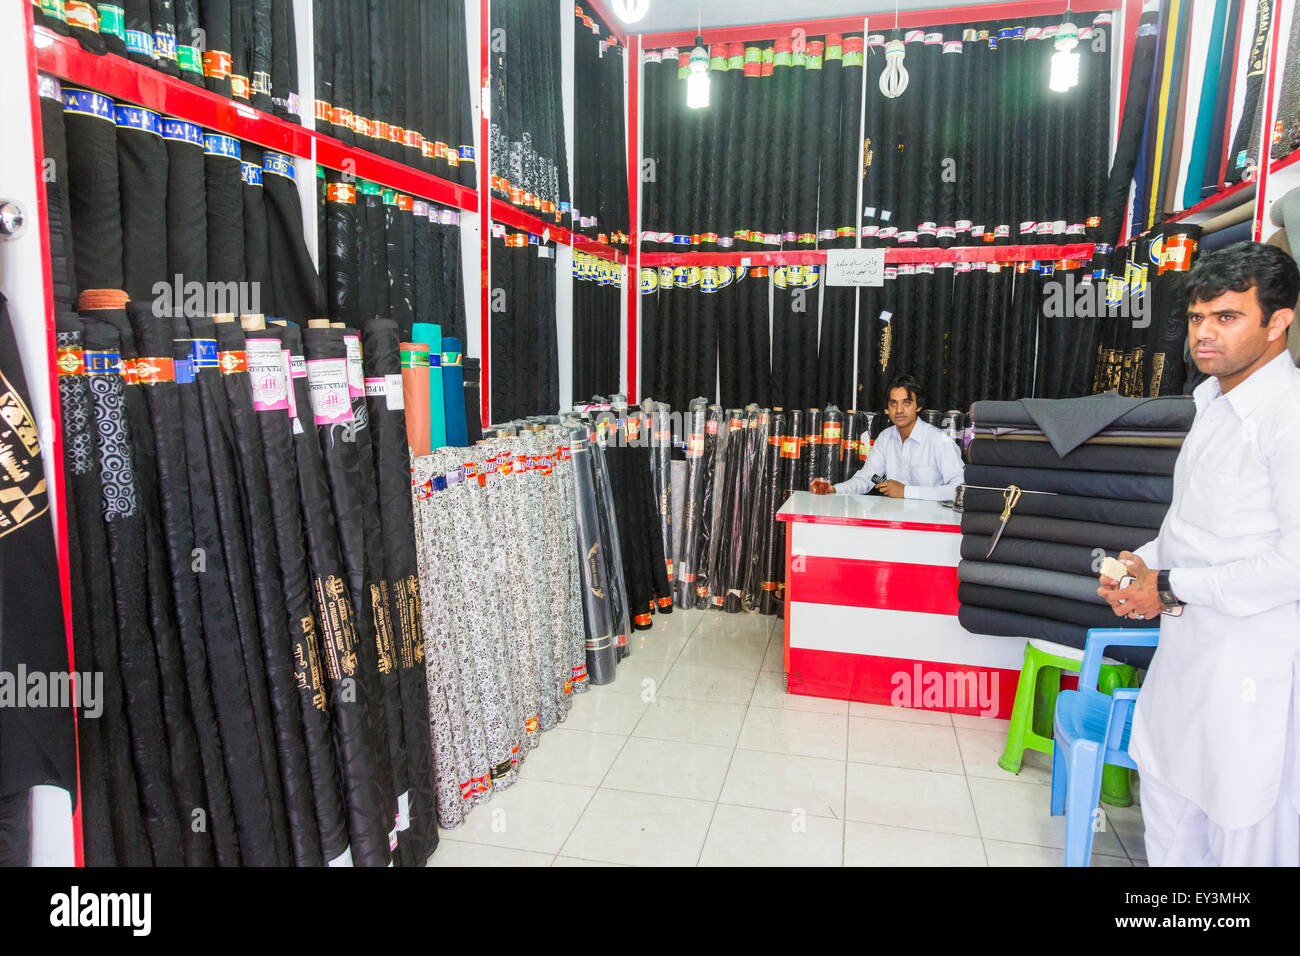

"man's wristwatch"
[1156, 570, 1184, 608]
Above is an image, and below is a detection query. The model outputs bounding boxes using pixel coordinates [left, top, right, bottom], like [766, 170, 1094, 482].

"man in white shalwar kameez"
[1099, 242, 1300, 867]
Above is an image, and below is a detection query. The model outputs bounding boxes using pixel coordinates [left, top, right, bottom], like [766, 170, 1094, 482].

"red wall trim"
[776, 511, 962, 533]
[1252, 3, 1284, 241]
[625, 33, 640, 402]
[787, 557, 960, 616]
[480, 0, 492, 429]
[641, 243, 1095, 267]
[787, 647, 1021, 718]
[636, 0, 1119, 46]
[489, 198, 625, 262]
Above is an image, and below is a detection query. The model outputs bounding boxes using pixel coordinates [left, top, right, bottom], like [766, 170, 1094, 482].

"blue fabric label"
[204, 133, 241, 159]
[113, 104, 162, 135]
[241, 162, 263, 186]
[188, 339, 218, 369]
[162, 118, 204, 146]
[125, 29, 155, 57]
[174, 358, 194, 384]
[62, 88, 114, 121]
[428, 353, 442, 368]
[83, 351, 121, 375]
[263, 151, 296, 181]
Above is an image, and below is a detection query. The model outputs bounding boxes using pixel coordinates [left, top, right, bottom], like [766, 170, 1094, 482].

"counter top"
[776, 491, 961, 532]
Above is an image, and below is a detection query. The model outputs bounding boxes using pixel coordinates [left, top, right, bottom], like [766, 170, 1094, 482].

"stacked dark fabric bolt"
[488, 227, 559, 422]
[312, 0, 475, 186]
[571, 252, 622, 401]
[956, 393, 1198, 668]
[573, 5, 629, 249]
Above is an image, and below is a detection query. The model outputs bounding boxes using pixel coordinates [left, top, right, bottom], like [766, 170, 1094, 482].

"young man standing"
[810, 374, 964, 500]
[1099, 241, 1300, 866]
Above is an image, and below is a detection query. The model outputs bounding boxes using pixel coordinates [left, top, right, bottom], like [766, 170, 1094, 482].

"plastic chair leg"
[1064, 743, 1106, 867]
[1097, 664, 1137, 807]
[1032, 665, 1062, 739]
[1050, 743, 1066, 816]
[998, 650, 1039, 774]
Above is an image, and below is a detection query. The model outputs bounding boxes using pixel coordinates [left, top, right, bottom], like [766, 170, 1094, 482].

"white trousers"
[1141, 700, 1300, 866]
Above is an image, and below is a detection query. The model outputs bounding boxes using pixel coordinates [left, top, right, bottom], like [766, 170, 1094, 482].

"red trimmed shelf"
[489, 198, 626, 262]
[32, 27, 478, 212]
[639, 244, 1095, 267]
[1165, 178, 1255, 224]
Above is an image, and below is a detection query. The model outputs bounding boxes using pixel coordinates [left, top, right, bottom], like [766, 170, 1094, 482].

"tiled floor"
[431, 609, 1148, 866]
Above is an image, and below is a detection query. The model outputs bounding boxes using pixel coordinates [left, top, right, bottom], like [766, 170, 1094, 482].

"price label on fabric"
[826, 249, 886, 287]
[306, 358, 354, 425]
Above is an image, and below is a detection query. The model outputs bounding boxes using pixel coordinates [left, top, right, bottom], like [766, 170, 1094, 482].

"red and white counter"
[777, 491, 1025, 719]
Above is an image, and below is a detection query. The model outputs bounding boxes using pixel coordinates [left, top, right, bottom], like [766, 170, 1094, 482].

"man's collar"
[1200, 351, 1295, 420]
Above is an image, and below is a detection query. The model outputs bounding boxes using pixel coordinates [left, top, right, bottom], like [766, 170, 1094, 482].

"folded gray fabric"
[964, 465, 1173, 504]
[961, 511, 1154, 553]
[969, 437, 1180, 477]
[971, 393, 1196, 455]
[958, 560, 1107, 605]
[959, 534, 1102, 576]
[956, 605, 1156, 669]
[959, 583, 1137, 629]
[975, 428, 1185, 446]
[961, 486, 1169, 530]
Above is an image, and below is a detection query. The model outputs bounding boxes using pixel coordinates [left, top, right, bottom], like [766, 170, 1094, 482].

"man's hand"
[1097, 550, 1166, 620]
[809, 478, 835, 495]
[876, 479, 905, 498]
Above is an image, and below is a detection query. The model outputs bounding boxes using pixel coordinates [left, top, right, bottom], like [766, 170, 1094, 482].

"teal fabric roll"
[441, 336, 469, 447]
[1184, 0, 1230, 210]
[414, 322, 446, 449]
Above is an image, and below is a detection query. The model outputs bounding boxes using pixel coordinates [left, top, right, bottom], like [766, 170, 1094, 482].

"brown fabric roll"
[401, 341, 431, 457]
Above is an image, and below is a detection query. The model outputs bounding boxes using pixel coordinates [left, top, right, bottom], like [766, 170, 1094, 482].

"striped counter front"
[777, 492, 1025, 719]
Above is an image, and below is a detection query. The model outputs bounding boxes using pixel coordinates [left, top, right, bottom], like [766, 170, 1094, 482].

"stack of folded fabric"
[956, 392, 1197, 668]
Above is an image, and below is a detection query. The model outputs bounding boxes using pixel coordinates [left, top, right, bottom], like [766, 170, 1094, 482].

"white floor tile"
[983, 839, 1134, 867]
[691, 611, 773, 641]
[849, 701, 954, 726]
[951, 713, 1011, 733]
[737, 705, 848, 760]
[599, 657, 676, 697]
[751, 670, 849, 715]
[561, 789, 714, 866]
[551, 856, 627, 867]
[844, 822, 987, 866]
[633, 695, 750, 748]
[699, 804, 844, 867]
[966, 776, 1127, 857]
[623, 629, 691, 663]
[442, 780, 595, 854]
[761, 638, 785, 672]
[1105, 802, 1147, 861]
[676, 631, 771, 669]
[659, 662, 760, 705]
[559, 687, 648, 735]
[848, 717, 964, 774]
[957, 726, 1054, 786]
[516, 728, 627, 788]
[602, 736, 732, 801]
[844, 763, 980, 836]
[428, 840, 555, 866]
[645, 608, 704, 636]
[719, 748, 846, 819]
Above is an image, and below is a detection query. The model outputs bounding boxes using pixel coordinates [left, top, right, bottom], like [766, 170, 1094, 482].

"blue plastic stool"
[1050, 628, 1159, 866]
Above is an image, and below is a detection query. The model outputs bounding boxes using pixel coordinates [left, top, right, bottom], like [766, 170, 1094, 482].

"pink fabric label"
[343, 334, 365, 397]
[306, 357, 354, 425]
[247, 338, 289, 411]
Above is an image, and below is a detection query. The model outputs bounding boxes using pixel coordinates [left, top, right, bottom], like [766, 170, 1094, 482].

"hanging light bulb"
[686, 34, 710, 108]
[879, 39, 909, 98]
[1050, 21, 1081, 92]
[612, 0, 650, 23]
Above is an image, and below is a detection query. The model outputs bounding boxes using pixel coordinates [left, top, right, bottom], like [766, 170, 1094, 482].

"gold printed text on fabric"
[0, 373, 49, 538]
[315, 574, 359, 679]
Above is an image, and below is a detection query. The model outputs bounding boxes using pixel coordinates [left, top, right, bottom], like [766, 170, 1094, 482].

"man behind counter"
[810, 374, 964, 500]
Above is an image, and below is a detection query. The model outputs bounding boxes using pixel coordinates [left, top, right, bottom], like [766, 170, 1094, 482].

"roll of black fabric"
[203, 132, 245, 284]
[33, 0, 70, 34]
[121, 0, 155, 66]
[240, 145, 276, 319]
[463, 356, 482, 442]
[269, 0, 299, 122]
[961, 511, 1155, 553]
[1099, 8, 1159, 245]
[261, 151, 324, 327]
[66, 3, 108, 53]
[63, 88, 125, 296]
[174, 0, 205, 86]
[357, 184, 388, 324]
[961, 486, 1168, 530]
[212, 319, 321, 866]
[244, 325, 349, 864]
[185, 313, 290, 864]
[957, 605, 1155, 668]
[199, 0, 234, 97]
[361, 317, 439, 866]
[386, 193, 415, 338]
[114, 119, 170, 307]
[958, 582, 1151, 631]
[54, 316, 121, 867]
[168, 312, 278, 864]
[40, 77, 78, 314]
[571, 426, 619, 683]
[80, 313, 184, 865]
[962, 464, 1172, 503]
[247, 0, 274, 112]
[161, 119, 208, 288]
[229, 0, 253, 102]
[301, 326, 400, 855]
[1144, 223, 1202, 396]
[89, 305, 214, 868]
[282, 324, 391, 866]
[149, 0, 178, 76]
[960, 533, 1109, 577]
[967, 437, 1179, 476]
[325, 173, 360, 327]
[126, 303, 239, 866]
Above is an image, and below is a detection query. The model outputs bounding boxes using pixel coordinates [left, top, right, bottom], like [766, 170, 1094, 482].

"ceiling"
[617, 0, 1012, 35]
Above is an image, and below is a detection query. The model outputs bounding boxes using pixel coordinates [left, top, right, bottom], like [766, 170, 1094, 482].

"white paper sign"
[826, 249, 886, 287]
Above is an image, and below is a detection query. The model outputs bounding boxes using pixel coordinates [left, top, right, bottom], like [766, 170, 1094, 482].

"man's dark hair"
[887, 374, 925, 408]
[1183, 241, 1300, 326]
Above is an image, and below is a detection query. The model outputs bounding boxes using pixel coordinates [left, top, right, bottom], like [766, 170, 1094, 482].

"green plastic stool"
[998, 639, 1138, 806]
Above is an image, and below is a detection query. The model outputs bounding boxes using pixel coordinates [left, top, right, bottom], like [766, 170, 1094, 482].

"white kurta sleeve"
[1132, 538, 1161, 569]
[835, 443, 885, 495]
[1169, 420, 1300, 616]
[902, 433, 965, 501]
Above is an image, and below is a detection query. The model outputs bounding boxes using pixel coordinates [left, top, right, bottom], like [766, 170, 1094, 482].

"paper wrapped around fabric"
[957, 605, 1155, 668]
[283, 325, 390, 866]
[968, 436, 1180, 477]
[694, 405, 724, 608]
[400, 342, 432, 456]
[814, 405, 844, 483]
[962, 465, 1173, 504]
[675, 398, 709, 608]
[960, 486, 1169, 529]
[590, 419, 632, 652]
[212, 319, 321, 866]
[244, 325, 350, 864]
[569, 425, 618, 684]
